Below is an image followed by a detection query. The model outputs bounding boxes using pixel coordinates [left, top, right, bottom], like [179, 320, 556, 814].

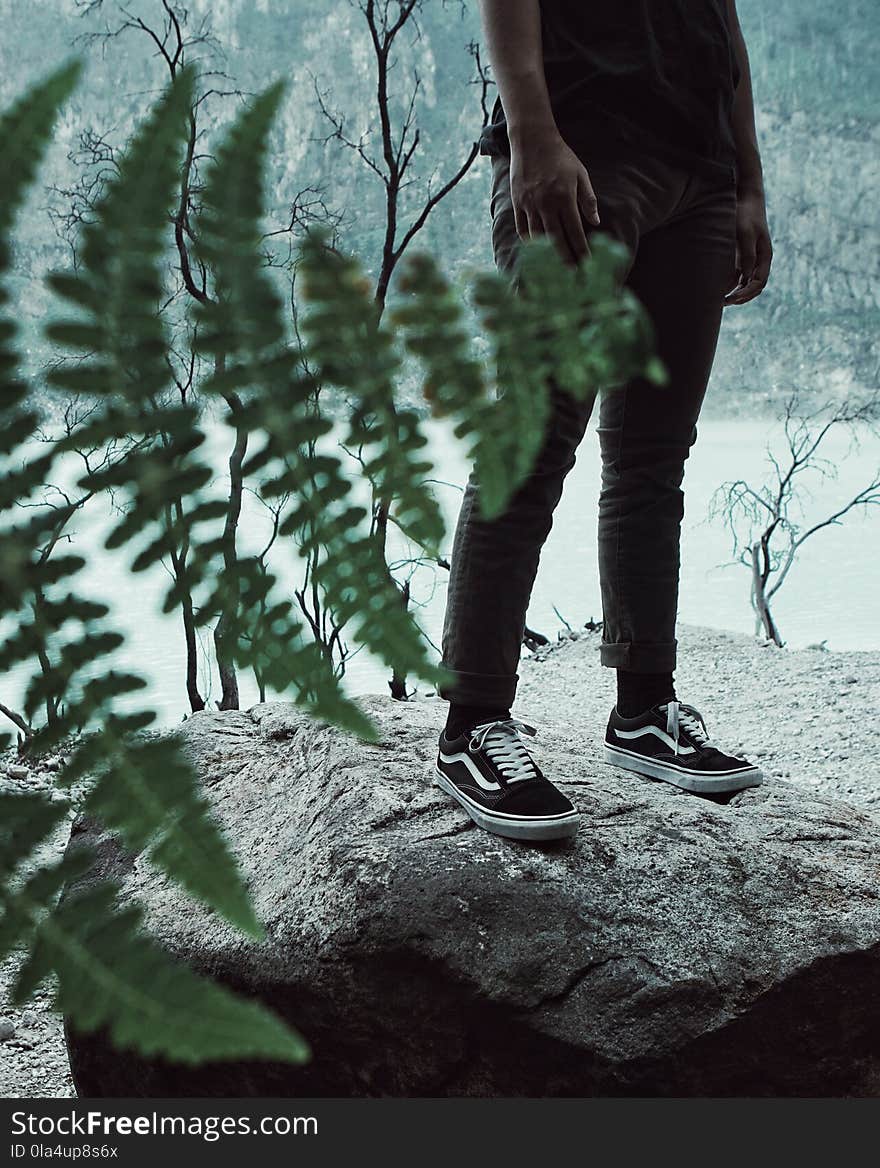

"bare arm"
[478, 0, 555, 142]
[724, 0, 773, 305]
[478, 0, 600, 263]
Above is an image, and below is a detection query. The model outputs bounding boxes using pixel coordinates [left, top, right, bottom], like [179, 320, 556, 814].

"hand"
[724, 187, 772, 306]
[508, 130, 600, 266]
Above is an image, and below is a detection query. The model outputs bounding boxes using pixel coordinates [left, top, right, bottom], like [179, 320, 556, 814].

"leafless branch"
[0, 702, 32, 737]
[709, 389, 880, 644]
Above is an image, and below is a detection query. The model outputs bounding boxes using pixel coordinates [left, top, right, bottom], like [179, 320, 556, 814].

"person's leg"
[598, 166, 763, 794]
[440, 380, 594, 725]
[436, 167, 594, 835]
[596, 167, 738, 709]
[439, 153, 596, 725]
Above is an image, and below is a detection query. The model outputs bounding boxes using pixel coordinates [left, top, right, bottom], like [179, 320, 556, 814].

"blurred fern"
[392, 239, 665, 519]
[1, 64, 307, 1067]
[1, 62, 659, 1066]
[0, 794, 306, 1065]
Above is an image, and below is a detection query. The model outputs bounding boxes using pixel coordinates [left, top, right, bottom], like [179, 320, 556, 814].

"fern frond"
[0, 62, 82, 618]
[0, 792, 70, 883]
[65, 731, 263, 938]
[193, 80, 290, 368]
[185, 82, 381, 738]
[0, 60, 81, 245]
[188, 83, 442, 726]
[0, 852, 87, 967]
[251, 439, 444, 694]
[192, 87, 452, 701]
[393, 235, 666, 519]
[299, 233, 444, 554]
[46, 66, 194, 401]
[3, 864, 307, 1065]
[513, 234, 664, 397]
[234, 232, 445, 689]
[12, 70, 269, 929]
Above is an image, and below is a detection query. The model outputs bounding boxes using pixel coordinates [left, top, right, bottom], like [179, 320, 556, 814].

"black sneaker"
[603, 699, 763, 794]
[435, 718, 578, 841]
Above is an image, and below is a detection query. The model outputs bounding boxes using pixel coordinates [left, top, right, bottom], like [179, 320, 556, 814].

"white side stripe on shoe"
[613, 724, 697, 755]
[438, 749, 501, 791]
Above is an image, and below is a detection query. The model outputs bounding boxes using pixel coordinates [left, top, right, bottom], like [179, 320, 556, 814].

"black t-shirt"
[480, 0, 741, 175]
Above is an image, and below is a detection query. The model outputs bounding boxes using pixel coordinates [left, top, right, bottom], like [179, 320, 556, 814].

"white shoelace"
[468, 718, 539, 783]
[664, 700, 719, 756]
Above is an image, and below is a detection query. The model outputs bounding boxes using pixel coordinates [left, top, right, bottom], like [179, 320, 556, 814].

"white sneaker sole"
[603, 743, 763, 794]
[434, 767, 579, 842]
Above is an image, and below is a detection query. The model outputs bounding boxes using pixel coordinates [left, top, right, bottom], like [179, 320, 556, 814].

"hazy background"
[3, 0, 878, 414]
[2, 0, 878, 717]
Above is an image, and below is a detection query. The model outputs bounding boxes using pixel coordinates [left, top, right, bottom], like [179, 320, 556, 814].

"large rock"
[64, 697, 880, 1097]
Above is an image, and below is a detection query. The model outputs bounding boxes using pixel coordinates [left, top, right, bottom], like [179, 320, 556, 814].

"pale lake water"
[4, 415, 879, 729]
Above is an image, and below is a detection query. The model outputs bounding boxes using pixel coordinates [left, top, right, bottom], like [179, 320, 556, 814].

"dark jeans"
[439, 147, 738, 709]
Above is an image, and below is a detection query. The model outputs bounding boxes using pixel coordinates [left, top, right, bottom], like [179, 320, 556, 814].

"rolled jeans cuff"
[599, 639, 678, 672]
[437, 666, 519, 708]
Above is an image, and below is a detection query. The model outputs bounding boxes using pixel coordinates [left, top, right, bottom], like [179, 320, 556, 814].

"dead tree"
[314, 0, 491, 698]
[710, 392, 880, 646]
[6, 401, 146, 737]
[62, 2, 334, 711]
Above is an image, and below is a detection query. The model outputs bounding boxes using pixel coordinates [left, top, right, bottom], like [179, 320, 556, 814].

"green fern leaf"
[299, 233, 445, 553]
[46, 67, 194, 401]
[0, 62, 81, 545]
[194, 80, 289, 364]
[57, 730, 263, 938]
[0, 792, 70, 882]
[393, 236, 663, 519]
[0, 60, 81, 242]
[4, 864, 307, 1065]
[190, 82, 427, 730]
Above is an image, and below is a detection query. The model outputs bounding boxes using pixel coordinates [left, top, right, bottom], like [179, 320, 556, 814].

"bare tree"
[710, 392, 880, 646]
[54, 1, 333, 712]
[313, 0, 491, 697]
[82, 2, 251, 709]
[50, 1, 491, 708]
[314, 1, 490, 308]
[5, 401, 146, 737]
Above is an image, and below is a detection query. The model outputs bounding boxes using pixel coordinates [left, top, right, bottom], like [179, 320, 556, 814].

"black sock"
[616, 669, 676, 718]
[445, 703, 511, 740]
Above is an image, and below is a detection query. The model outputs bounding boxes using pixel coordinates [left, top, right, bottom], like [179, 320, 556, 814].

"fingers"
[724, 276, 760, 306]
[546, 214, 579, 267]
[753, 232, 773, 286]
[724, 230, 772, 306]
[540, 210, 580, 267]
[514, 185, 597, 267]
[577, 172, 601, 227]
[514, 200, 584, 267]
[739, 231, 758, 285]
[559, 197, 591, 264]
[513, 202, 530, 243]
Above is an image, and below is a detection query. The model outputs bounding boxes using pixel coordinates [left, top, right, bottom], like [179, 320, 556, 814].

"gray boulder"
[64, 696, 880, 1096]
